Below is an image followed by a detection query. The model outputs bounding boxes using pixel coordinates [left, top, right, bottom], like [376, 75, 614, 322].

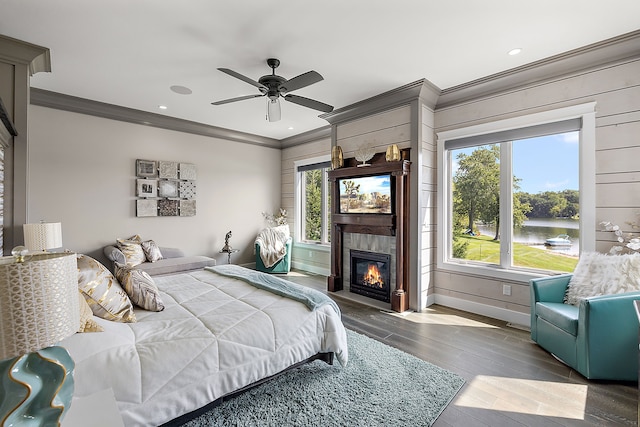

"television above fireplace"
[338, 174, 392, 214]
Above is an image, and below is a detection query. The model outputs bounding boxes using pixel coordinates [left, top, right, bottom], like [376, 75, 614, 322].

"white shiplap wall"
[431, 57, 640, 321]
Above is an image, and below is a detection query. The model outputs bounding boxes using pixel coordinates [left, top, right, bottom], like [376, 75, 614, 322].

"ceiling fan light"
[267, 98, 281, 122]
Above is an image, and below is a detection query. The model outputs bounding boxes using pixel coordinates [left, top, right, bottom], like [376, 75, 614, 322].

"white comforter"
[59, 268, 348, 427]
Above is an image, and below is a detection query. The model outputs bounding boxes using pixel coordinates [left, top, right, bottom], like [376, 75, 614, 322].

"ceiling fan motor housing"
[259, 74, 287, 99]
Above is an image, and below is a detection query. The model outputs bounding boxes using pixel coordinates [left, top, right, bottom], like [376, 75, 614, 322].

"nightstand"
[62, 388, 124, 427]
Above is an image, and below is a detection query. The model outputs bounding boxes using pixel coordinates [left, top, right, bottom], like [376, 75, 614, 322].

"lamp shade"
[23, 222, 63, 252]
[267, 98, 281, 122]
[0, 252, 79, 360]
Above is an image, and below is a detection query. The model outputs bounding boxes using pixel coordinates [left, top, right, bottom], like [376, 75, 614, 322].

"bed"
[59, 264, 348, 427]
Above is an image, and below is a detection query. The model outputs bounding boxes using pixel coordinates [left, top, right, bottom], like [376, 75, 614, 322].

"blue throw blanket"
[206, 265, 341, 315]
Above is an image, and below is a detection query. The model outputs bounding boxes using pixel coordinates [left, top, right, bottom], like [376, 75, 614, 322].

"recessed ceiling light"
[170, 85, 192, 95]
[288, 126, 294, 130]
[158, 105, 168, 110]
[508, 48, 522, 56]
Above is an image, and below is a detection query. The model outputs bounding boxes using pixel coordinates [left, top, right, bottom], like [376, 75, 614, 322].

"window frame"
[436, 103, 596, 282]
[294, 155, 331, 247]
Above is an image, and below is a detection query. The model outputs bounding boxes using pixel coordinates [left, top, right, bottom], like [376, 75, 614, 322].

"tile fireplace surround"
[327, 150, 411, 312]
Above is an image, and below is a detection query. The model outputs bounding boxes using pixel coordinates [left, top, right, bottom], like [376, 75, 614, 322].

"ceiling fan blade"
[284, 94, 334, 113]
[278, 70, 323, 93]
[211, 94, 264, 105]
[218, 68, 267, 91]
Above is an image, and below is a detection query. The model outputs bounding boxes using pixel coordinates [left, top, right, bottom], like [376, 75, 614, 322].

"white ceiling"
[2, 1, 639, 140]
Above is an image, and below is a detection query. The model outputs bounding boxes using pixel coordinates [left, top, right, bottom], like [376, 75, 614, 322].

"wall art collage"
[135, 159, 196, 217]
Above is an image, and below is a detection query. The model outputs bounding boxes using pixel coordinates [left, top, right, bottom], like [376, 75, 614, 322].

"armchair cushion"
[535, 302, 578, 336]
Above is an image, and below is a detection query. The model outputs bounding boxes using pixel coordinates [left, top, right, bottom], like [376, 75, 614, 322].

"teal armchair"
[255, 238, 292, 274]
[530, 274, 640, 381]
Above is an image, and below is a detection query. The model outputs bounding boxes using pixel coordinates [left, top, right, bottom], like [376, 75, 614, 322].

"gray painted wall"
[27, 105, 282, 266]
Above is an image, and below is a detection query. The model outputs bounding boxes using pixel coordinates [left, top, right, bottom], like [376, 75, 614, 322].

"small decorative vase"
[385, 144, 400, 162]
[331, 146, 343, 169]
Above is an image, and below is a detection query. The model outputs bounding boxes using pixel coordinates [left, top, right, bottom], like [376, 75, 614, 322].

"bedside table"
[62, 388, 124, 427]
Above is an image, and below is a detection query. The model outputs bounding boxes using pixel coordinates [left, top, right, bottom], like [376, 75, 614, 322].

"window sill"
[437, 260, 563, 284]
[294, 241, 331, 252]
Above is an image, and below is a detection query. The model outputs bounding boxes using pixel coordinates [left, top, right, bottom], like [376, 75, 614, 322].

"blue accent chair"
[530, 274, 640, 381]
[255, 238, 292, 274]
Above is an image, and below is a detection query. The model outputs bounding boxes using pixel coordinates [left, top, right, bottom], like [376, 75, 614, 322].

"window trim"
[436, 103, 596, 282]
[294, 155, 331, 246]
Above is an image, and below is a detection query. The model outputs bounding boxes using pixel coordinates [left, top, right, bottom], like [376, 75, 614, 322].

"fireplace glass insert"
[350, 250, 391, 303]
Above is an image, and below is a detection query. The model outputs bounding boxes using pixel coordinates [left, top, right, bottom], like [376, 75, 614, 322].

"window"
[437, 104, 596, 281]
[296, 158, 331, 245]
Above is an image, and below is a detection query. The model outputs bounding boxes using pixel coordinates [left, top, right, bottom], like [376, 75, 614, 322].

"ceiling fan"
[211, 58, 334, 122]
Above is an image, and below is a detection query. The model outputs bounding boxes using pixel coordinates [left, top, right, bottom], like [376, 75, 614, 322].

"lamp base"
[0, 346, 74, 426]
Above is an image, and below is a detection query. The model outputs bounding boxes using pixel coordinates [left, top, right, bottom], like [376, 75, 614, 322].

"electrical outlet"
[502, 284, 511, 296]
[308, 251, 313, 258]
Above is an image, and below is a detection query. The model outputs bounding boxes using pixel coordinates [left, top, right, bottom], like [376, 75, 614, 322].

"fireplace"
[350, 250, 391, 303]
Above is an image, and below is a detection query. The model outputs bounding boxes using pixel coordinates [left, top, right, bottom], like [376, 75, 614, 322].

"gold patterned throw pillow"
[77, 292, 104, 333]
[116, 234, 146, 267]
[141, 240, 164, 262]
[115, 264, 165, 312]
[77, 254, 136, 323]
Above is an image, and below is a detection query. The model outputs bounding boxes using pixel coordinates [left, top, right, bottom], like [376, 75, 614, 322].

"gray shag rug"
[182, 329, 465, 427]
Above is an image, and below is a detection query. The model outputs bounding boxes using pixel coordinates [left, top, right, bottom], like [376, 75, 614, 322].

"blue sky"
[341, 175, 391, 195]
[455, 131, 579, 194]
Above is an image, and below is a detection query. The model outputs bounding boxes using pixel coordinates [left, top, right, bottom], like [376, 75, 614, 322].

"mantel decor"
[328, 148, 411, 312]
[135, 159, 197, 217]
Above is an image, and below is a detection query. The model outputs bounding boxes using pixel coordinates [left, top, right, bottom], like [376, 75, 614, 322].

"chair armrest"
[530, 274, 572, 303]
[577, 291, 640, 379]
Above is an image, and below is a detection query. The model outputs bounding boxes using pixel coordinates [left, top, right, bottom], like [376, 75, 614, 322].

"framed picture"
[180, 163, 197, 180]
[158, 180, 179, 198]
[180, 200, 196, 216]
[136, 179, 157, 197]
[136, 159, 157, 177]
[159, 161, 179, 179]
[158, 199, 179, 216]
[136, 199, 158, 217]
[179, 181, 196, 199]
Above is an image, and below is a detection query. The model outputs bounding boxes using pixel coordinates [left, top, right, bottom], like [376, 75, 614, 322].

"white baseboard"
[431, 294, 530, 328]
[291, 261, 330, 277]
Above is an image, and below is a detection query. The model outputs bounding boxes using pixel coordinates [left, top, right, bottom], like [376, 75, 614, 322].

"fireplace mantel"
[328, 151, 411, 312]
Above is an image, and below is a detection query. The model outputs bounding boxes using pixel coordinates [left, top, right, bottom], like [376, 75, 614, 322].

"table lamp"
[0, 251, 79, 426]
[23, 222, 63, 252]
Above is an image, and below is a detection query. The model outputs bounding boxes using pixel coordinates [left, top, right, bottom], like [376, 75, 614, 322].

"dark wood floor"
[283, 270, 637, 426]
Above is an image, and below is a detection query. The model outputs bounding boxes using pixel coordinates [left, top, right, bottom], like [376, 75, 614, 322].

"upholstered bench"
[103, 245, 216, 276]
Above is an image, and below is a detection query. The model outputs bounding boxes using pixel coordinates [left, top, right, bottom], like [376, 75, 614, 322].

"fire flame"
[363, 264, 384, 288]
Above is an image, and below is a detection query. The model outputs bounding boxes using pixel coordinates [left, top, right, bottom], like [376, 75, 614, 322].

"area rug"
[181, 329, 465, 427]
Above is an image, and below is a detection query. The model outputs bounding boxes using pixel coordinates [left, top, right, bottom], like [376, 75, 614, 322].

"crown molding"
[320, 79, 441, 126]
[0, 34, 50, 75]
[437, 29, 640, 110]
[280, 125, 331, 149]
[30, 88, 282, 149]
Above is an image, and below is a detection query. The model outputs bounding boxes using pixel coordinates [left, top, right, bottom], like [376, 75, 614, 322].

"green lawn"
[459, 234, 578, 272]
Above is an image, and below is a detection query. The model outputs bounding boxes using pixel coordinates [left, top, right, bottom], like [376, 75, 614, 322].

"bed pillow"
[141, 240, 164, 262]
[78, 292, 104, 333]
[77, 254, 136, 323]
[115, 264, 165, 312]
[116, 234, 146, 267]
[564, 251, 640, 306]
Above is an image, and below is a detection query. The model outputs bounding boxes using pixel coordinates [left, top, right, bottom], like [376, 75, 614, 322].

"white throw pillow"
[565, 251, 640, 306]
[115, 264, 165, 312]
